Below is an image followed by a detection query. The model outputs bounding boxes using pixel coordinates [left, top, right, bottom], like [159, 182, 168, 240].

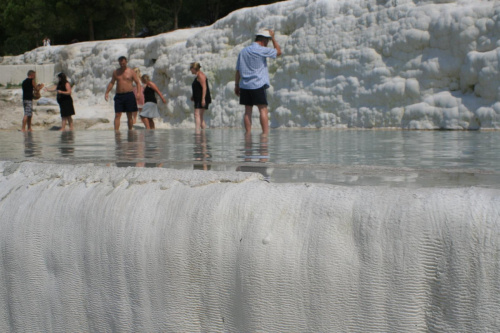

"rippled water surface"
[1, 129, 499, 187]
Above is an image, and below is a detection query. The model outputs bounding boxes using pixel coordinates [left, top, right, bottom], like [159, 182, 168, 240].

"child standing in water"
[139, 74, 166, 129]
[133, 68, 144, 124]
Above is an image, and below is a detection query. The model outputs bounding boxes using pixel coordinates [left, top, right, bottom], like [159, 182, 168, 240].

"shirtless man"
[105, 56, 143, 130]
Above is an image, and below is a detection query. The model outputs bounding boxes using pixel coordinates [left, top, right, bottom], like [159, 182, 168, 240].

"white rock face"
[0, 161, 499, 331]
[1, 0, 500, 129]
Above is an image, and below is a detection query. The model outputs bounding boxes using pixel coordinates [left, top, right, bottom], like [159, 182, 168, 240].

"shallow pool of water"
[1, 129, 499, 188]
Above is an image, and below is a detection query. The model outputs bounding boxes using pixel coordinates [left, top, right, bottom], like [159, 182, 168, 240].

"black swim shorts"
[114, 91, 138, 113]
[239, 86, 268, 106]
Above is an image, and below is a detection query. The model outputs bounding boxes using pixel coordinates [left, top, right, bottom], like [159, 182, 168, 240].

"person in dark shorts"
[44, 72, 75, 130]
[234, 29, 282, 135]
[114, 91, 138, 113]
[105, 56, 142, 130]
[190, 62, 211, 131]
[22, 70, 43, 132]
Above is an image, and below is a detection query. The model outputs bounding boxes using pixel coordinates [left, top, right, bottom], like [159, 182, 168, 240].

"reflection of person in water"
[112, 129, 162, 168]
[237, 133, 270, 181]
[193, 130, 212, 170]
[136, 130, 163, 168]
[23, 132, 40, 157]
[59, 131, 75, 157]
[114, 130, 141, 167]
[242, 133, 268, 162]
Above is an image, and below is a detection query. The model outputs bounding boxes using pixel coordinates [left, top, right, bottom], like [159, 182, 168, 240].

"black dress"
[57, 82, 75, 117]
[192, 76, 211, 109]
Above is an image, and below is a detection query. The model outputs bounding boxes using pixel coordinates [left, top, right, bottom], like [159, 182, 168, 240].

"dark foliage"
[0, 0, 279, 55]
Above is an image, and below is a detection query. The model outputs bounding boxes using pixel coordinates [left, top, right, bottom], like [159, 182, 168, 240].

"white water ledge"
[0, 161, 499, 331]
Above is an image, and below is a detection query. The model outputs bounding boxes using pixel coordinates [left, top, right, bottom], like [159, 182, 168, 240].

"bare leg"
[27, 116, 33, 132]
[126, 112, 134, 130]
[244, 105, 253, 134]
[61, 117, 67, 131]
[68, 116, 74, 130]
[194, 108, 203, 130]
[22, 115, 28, 132]
[141, 116, 150, 129]
[257, 104, 269, 136]
[200, 109, 206, 129]
[114, 112, 122, 131]
[149, 119, 155, 130]
[132, 111, 139, 124]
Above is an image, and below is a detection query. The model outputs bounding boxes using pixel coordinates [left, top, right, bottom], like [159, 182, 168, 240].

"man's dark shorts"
[239, 86, 268, 106]
[114, 91, 138, 113]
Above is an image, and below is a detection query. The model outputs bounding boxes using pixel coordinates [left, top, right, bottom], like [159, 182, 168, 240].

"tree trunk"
[131, 8, 136, 36]
[207, 0, 221, 23]
[173, 0, 183, 30]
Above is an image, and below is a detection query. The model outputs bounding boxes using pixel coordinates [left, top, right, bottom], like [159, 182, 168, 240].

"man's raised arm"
[269, 30, 282, 56]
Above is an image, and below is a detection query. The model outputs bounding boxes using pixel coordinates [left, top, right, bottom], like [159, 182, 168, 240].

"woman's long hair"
[57, 73, 68, 88]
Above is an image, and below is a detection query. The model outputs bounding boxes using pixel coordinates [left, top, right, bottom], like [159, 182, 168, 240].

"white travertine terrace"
[1, 0, 499, 129]
[0, 161, 499, 331]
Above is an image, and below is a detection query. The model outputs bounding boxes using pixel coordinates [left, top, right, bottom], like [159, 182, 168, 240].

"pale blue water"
[1, 129, 499, 187]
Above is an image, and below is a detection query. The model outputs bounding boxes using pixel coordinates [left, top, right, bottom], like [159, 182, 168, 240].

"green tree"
[178, 0, 277, 27]
[122, 0, 139, 36]
[1, 0, 59, 54]
[0, 0, 280, 55]
[134, 0, 174, 36]
[172, 0, 183, 30]
[80, 0, 113, 40]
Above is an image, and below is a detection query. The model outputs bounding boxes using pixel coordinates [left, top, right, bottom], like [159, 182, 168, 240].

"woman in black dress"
[45, 73, 75, 130]
[190, 62, 211, 131]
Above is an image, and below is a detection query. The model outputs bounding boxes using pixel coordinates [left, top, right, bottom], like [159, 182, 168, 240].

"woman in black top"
[139, 74, 166, 129]
[190, 62, 211, 131]
[45, 73, 75, 131]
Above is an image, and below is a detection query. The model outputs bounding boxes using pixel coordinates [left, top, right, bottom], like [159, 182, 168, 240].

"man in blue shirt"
[235, 29, 282, 135]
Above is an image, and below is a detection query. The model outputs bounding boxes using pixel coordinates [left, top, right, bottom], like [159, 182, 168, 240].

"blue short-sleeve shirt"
[236, 42, 278, 90]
